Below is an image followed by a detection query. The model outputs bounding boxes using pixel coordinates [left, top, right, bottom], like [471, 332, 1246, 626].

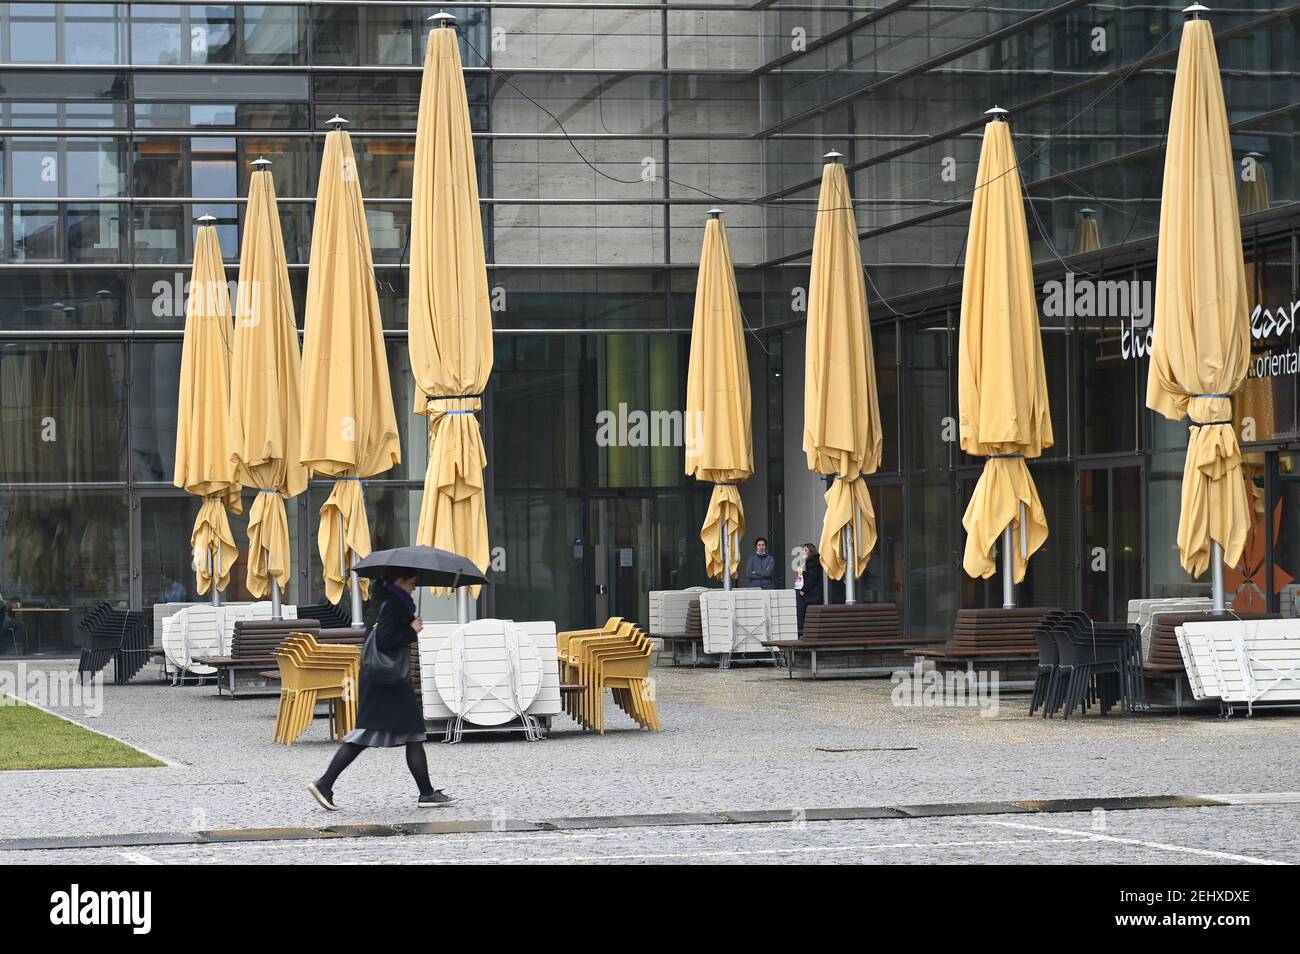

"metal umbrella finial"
[823, 150, 844, 162]
[429, 11, 457, 25]
[1183, 3, 1210, 18]
[326, 114, 349, 128]
[984, 105, 1009, 120]
[250, 156, 272, 168]
[1080, 207, 1095, 216]
[196, 214, 216, 224]
[707, 208, 723, 218]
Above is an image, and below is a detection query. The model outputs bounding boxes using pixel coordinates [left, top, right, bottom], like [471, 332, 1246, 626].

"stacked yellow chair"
[272, 632, 362, 745]
[557, 618, 662, 734]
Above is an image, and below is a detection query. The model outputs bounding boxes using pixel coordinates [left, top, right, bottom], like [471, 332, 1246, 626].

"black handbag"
[361, 603, 410, 685]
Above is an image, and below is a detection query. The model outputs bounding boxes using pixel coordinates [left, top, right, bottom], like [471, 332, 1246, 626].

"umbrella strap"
[988, 454, 1024, 459]
[444, 410, 474, 416]
[1190, 393, 1232, 428]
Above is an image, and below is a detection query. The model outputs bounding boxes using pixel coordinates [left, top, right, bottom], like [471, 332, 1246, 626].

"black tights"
[317, 741, 433, 797]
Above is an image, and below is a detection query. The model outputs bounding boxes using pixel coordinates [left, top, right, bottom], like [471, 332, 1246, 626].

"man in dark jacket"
[745, 537, 776, 589]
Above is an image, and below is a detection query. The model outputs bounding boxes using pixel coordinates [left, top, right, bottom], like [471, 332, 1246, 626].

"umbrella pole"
[843, 495, 857, 605]
[1001, 524, 1015, 609]
[210, 542, 222, 608]
[721, 518, 732, 591]
[270, 570, 282, 621]
[349, 550, 363, 628]
[1211, 541, 1226, 614]
[456, 586, 470, 625]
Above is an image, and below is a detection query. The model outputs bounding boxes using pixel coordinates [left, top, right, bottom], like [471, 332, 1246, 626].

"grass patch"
[0, 696, 163, 770]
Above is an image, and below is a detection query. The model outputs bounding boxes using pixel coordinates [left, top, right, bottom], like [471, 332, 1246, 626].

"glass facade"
[0, 2, 1297, 653]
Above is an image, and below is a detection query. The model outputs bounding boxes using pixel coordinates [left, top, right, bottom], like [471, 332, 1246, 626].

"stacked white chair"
[1127, 597, 1212, 662]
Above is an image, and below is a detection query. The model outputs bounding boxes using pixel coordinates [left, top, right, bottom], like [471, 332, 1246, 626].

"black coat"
[799, 556, 824, 604]
[355, 590, 425, 737]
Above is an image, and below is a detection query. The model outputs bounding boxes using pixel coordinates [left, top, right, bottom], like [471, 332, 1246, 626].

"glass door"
[1078, 461, 1144, 621]
[584, 492, 710, 629]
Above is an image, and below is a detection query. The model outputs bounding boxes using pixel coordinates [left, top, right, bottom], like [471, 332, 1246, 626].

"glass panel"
[1079, 467, 1109, 620]
[10, 203, 60, 260]
[491, 491, 584, 629]
[862, 482, 902, 605]
[1273, 452, 1300, 618]
[1, 489, 129, 654]
[907, 478, 957, 636]
[0, 272, 125, 330]
[0, 341, 127, 483]
[905, 319, 951, 472]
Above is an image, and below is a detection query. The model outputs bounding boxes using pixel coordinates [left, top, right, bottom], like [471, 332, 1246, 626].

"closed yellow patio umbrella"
[685, 210, 752, 585]
[1241, 152, 1269, 214]
[803, 153, 883, 597]
[958, 111, 1053, 601]
[300, 119, 401, 619]
[174, 218, 242, 599]
[409, 15, 492, 609]
[1146, 7, 1250, 611]
[1073, 208, 1100, 255]
[230, 160, 308, 608]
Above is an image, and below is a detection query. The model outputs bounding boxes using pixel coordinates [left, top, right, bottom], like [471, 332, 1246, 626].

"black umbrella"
[351, 546, 490, 590]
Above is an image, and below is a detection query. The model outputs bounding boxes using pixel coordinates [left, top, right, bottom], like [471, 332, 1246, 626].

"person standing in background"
[796, 542, 823, 632]
[745, 537, 775, 589]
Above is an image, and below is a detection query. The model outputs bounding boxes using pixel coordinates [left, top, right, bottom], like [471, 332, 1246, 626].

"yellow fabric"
[958, 120, 1054, 582]
[231, 168, 307, 597]
[802, 161, 883, 581]
[174, 224, 241, 593]
[1241, 164, 1269, 214]
[409, 26, 494, 586]
[1073, 215, 1100, 254]
[192, 495, 236, 595]
[318, 477, 373, 606]
[1146, 19, 1250, 579]
[301, 128, 400, 599]
[685, 216, 753, 580]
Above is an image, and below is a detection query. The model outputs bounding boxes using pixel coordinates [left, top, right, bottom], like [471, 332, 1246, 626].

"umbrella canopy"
[803, 158, 883, 583]
[685, 212, 752, 581]
[1073, 210, 1100, 254]
[174, 222, 241, 594]
[1146, 14, 1250, 581]
[300, 124, 401, 604]
[958, 116, 1053, 582]
[1241, 153, 1269, 214]
[409, 20, 493, 588]
[353, 545, 490, 590]
[230, 164, 308, 598]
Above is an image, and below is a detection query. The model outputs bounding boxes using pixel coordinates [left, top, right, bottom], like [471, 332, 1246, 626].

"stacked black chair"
[295, 602, 352, 629]
[1028, 611, 1144, 718]
[76, 603, 151, 684]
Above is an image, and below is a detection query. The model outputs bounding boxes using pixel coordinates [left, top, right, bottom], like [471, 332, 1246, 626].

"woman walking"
[308, 568, 454, 810]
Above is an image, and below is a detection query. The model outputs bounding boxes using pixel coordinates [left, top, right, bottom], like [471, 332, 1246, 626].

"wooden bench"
[764, 636, 946, 678]
[195, 619, 326, 697]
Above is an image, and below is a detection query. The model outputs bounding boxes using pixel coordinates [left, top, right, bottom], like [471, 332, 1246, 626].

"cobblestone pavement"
[4, 806, 1294, 865]
[2, 659, 1299, 861]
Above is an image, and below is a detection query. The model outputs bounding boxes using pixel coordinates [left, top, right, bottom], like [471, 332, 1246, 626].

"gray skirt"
[343, 727, 428, 747]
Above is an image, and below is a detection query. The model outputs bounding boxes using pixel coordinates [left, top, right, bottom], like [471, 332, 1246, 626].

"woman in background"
[796, 542, 823, 633]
